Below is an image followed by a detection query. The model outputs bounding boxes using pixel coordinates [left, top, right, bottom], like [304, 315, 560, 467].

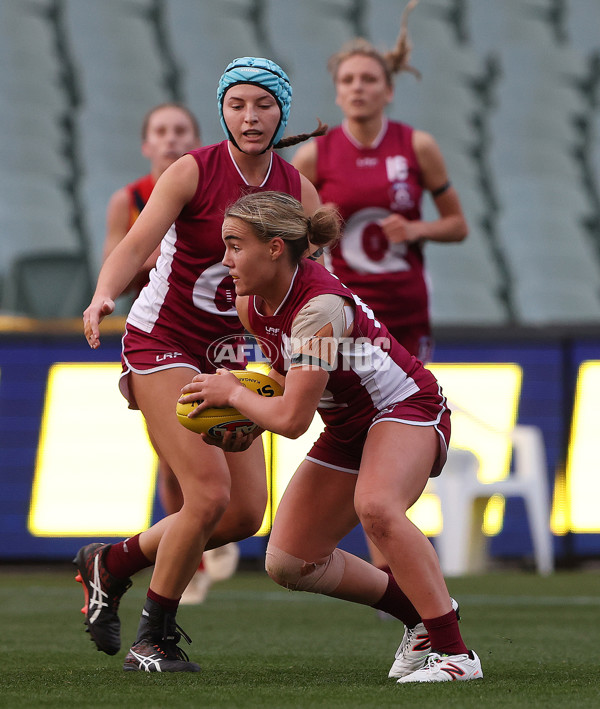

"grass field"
[1, 564, 599, 708]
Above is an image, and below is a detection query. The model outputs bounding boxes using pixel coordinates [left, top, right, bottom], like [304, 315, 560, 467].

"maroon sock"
[147, 587, 180, 612]
[423, 609, 468, 656]
[372, 572, 422, 628]
[104, 534, 153, 579]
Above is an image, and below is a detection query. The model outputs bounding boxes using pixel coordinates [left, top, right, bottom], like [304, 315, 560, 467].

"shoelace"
[423, 652, 444, 669]
[398, 625, 425, 657]
[162, 622, 193, 662]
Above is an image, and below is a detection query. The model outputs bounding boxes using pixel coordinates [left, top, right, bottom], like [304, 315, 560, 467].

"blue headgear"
[217, 57, 292, 149]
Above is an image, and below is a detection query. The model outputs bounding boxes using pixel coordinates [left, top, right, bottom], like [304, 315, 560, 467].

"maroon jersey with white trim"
[314, 121, 430, 348]
[127, 141, 302, 356]
[247, 259, 442, 433]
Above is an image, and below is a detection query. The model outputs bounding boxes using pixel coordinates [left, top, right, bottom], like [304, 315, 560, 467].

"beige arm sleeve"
[289, 294, 351, 370]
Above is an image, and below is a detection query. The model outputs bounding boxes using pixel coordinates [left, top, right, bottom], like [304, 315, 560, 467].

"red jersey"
[125, 173, 155, 229]
[247, 259, 447, 449]
[126, 141, 302, 357]
[314, 120, 430, 358]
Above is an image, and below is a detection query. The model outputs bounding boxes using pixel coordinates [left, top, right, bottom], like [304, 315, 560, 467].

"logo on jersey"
[193, 264, 237, 315]
[206, 334, 280, 369]
[386, 155, 408, 182]
[156, 352, 183, 362]
[389, 182, 414, 211]
[215, 275, 236, 312]
[385, 155, 414, 210]
[357, 157, 378, 168]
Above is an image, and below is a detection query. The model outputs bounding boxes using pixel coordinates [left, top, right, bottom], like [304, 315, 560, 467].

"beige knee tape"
[265, 545, 346, 594]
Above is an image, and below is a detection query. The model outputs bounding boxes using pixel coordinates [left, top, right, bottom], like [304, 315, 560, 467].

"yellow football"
[176, 369, 283, 438]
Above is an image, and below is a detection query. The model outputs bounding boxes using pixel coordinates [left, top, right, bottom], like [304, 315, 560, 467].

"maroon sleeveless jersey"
[127, 141, 302, 357]
[247, 259, 444, 439]
[314, 121, 430, 357]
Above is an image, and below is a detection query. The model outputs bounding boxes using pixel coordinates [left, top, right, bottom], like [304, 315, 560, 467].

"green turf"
[1, 565, 599, 708]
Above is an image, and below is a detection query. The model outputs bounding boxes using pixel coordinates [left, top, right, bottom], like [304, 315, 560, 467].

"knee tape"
[265, 545, 346, 594]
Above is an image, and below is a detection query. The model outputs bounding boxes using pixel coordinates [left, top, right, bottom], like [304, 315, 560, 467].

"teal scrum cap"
[217, 57, 292, 149]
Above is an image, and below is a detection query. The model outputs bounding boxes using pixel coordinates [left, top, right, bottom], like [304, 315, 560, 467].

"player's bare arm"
[84, 155, 200, 347]
[410, 129, 468, 243]
[300, 173, 321, 215]
[292, 139, 318, 184]
[103, 187, 131, 262]
[181, 365, 327, 439]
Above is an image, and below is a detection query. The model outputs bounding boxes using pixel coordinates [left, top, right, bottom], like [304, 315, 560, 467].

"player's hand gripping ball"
[176, 370, 283, 438]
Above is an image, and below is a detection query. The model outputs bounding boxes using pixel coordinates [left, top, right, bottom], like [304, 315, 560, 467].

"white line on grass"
[211, 591, 600, 605]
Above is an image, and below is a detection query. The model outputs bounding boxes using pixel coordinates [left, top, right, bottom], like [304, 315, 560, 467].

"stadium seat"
[0, 137, 71, 183]
[261, 0, 354, 138]
[78, 172, 136, 280]
[496, 175, 593, 220]
[64, 0, 165, 84]
[431, 428, 554, 576]
[0, 73, 68, 119]
[497, 210, 600, 299]
[0, 207, 79, 274]
[467, 0, 560, 52]
[0, 251, 92, 319]
[0, 176, 73, 222]
[366, 0, 459, 54]
[0, 0, 61, 81]
[511, 278, 600, 325]
[163, 0, 265, 145]
[77, 107, 150, 179]
[429, 281, 509, 326]
[566, 0, 600, 53]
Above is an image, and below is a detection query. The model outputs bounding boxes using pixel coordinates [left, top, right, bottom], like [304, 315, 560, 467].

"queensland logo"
[206, 334, 280, 369]
[207, 419, 257, 438]
[385, 155, 408, 182]
[389, 182, 414, 211]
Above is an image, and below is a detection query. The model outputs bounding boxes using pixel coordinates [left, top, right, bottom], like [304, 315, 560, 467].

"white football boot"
[397, 650, 483, 683]
[388, 597, 460, 679]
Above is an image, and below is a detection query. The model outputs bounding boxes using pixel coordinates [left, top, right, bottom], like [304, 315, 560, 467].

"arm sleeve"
[289, 294, 351, 370]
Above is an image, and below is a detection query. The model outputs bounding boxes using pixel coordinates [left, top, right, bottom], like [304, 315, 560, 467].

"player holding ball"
[179, 191, 483, 683]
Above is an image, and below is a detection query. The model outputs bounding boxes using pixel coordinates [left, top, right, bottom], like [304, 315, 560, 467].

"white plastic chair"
[431, 426, 554, 576]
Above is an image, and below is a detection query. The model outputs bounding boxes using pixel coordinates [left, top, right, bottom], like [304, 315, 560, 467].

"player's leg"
[266, 458, 390, 604]
[196, 441, 267, 586]
[73, 366, 220, 662]
[206, 440, 268, 546]
[266, 455, 435, 619]
[131, 367, 233, 597]
[151, 438, 184, 515]
[119, 367, 234, 671]
[356, 421, 481, 682]
[356, 423, 450, 619]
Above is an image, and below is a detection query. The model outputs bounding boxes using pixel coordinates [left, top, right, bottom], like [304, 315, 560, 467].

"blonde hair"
[327, 0, 421, 86]
[224, 191, 341, 264]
